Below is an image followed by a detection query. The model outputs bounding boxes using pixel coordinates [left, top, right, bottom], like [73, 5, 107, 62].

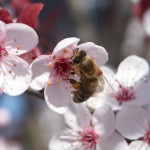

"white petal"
[116, 106, 149, 140]
[44, 78, 71, 114]
[30, 55, 52, 90]
[78, 42, 108, 67]
[129, 140, 149, 150]
[99, 132, 129, 150]
[0, 21, 6, 38]
[64, 109, 79, 131]
[115, 55, 149, 88]
[53, 37, 80, 57]
[5, 23, 38, 55]
[121, 81, 150, 107]
[1, 55, 32, 96]
[143, 9, 150, 37]
[95, 94, 120, 111]
[92, 105, 115, 138]
[101, 66, 115, 83]
[49, 135, 81, 150]
[74, 103, 92, 127]
[146, 104, 150, 123]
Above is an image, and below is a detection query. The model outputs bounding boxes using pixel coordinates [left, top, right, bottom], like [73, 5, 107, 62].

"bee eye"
[73, 58, 80, 64]
[80, 50, 86, 57]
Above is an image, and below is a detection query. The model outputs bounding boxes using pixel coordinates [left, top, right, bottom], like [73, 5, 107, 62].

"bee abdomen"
[73, 77, 98, 103]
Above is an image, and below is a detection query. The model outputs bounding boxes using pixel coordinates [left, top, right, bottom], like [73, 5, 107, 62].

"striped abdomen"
[73, 77, 99, 103]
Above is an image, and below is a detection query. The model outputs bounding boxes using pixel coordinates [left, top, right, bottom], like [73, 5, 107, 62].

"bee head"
[73, 50, 87, 64]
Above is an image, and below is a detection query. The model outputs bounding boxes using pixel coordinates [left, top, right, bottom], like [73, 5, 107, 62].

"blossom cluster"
[0, 3, 150, 150]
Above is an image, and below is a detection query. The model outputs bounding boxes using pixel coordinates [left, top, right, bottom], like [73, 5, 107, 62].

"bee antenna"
[73, 48, 79, 53]
[69, 48, 79, 59]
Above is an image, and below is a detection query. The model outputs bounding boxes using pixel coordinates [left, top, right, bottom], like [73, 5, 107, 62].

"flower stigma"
[0, 41, 8, 61]
[79, 126, 98, 149]
[115, 81, 135, 103]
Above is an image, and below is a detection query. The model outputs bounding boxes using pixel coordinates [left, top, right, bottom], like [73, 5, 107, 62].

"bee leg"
[64, 78, 81, 89]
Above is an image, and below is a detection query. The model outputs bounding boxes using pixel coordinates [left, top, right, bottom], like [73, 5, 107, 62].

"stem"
[26, 88, 44, 100]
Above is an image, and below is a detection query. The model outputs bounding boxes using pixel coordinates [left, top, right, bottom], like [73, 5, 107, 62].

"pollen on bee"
[63, 49, 68, 53]
[47, 81, 52, 85]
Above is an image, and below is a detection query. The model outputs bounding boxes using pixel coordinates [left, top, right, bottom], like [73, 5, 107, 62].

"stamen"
[48, 62, 53, 68]
[4, 39, 16, 45]
[8, 70, 12, 74]
[115, 81, 135, 102]
[56, 79, 60, 82]
[16, 45, 21, 50]
[63, 49, 68, 53]
[47, 81, 52, 85]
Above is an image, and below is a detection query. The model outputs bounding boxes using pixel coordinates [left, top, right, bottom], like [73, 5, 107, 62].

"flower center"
[79, 126, 98, 149]
[53, 57, 72, 79]
[115, 84, 135, 102]
[0, 44, 8, 61]
[144, 130, 150, 145]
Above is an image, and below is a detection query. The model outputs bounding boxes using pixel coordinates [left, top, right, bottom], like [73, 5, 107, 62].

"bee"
[68, 49, 112, 104]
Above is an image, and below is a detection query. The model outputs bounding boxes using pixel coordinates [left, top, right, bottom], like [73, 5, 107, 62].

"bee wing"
[94, 74, 114, 95]
[86, 75, 114, 112]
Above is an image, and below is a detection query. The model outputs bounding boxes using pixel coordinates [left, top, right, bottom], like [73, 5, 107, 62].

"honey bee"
[68, 49, 112, 104]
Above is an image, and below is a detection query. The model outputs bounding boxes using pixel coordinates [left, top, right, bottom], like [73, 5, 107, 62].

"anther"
[63, 49, 68, 53]
[16, 45, 21, 50]
[56, 79, 60, 82]
[47, 81, 52, 85]
[48, 62, 53, 68]
[8, 70, 12, 74]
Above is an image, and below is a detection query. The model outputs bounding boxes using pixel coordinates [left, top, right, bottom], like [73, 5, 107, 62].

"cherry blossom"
[95, 55, 150, 110]
[30, 37, 108, 114]
[49, 104, 128, 150]
[143, 8, 150, 36]
[115, 105, 150, 150]
[0, 20, 38, 95]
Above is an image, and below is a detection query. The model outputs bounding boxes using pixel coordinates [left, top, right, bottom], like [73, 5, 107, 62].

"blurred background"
[0, 0, 150, 149]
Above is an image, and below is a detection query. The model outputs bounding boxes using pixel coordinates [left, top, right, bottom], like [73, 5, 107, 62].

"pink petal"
[64, 108, 79, 131]
[0, 8, 13, 24]
[49, 135, 82, 150]
[98, 132, 128, 150]
[121, 81, 150, 107]
[129, 140, 149, 150]
[146, 104, 150, 123]
[30, 55, 52, 90]
[116, 106, 149, 140]
[0, 21, 6, 38]
[44, 77, 71, 114]
[5, 23, 38, 55]
[78, 42, 108, 67]
[95, 94, 120, 110]
[53, 37, 80, 58]
[17, 3, 44, 28]
[92, 105, 115, 138]
[1, 55, 32, 96]
[74, 103, 92, 127]
[115, 55, 149, 88]
[143, 9, 150, 36]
